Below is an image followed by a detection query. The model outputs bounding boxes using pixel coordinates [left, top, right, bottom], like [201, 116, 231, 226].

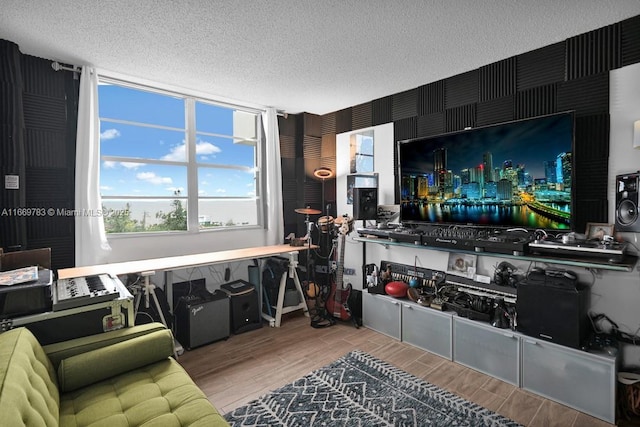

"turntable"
[528, 237, 628, 262]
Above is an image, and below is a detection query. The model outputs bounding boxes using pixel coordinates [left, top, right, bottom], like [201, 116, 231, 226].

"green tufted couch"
[0, 322, 229, 426]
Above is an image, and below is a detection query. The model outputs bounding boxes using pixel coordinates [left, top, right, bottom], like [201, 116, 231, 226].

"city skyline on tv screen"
[398, 112, 574, 230]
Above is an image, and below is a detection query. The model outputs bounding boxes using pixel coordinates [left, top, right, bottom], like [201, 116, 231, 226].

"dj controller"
[358, 225, 628, 261]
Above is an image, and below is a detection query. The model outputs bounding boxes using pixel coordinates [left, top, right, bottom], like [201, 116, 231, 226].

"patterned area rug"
[224, 350, 521, 426]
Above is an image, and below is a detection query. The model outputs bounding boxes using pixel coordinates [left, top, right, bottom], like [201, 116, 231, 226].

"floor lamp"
[313, 167, 335, 217]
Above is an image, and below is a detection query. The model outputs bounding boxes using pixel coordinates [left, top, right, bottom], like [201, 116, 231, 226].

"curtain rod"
[51, 61, 81, 73]
[55, 63, 288, 116]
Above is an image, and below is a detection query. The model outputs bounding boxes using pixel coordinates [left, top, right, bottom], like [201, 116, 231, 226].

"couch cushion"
[45, 322, 167, 370]
[59, 358, 227, 427]
[57, 329, 174, 392]
[0, 328, 60, 427]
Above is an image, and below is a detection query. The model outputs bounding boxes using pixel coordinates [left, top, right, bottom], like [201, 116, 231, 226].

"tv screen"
[398, 112, 574, 231]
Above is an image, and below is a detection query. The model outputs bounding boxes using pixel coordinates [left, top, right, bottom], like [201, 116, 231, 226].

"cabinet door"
[402, 303, 452, 360]
[453, 317, 520, 386]
[521, 338, 616, 424]
[362, 292, 401, 340]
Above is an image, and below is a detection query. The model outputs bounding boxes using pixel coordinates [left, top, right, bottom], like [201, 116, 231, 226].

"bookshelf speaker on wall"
[615, 172, 640, 232]
[353, 187, 378, 220]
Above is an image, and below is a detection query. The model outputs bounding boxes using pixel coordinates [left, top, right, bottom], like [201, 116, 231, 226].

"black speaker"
[353, 187, 378, 220]
[221, 280, 262, 334]
[516, 277, 590, 349]
[615, 172, 640, 232]
[174, 291, 230, 350]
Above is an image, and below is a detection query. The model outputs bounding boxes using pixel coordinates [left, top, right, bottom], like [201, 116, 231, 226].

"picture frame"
[585, 222, 614, 240]
[446, 252, 477, 279]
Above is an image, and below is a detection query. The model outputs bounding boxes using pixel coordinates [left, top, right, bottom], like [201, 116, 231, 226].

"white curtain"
[262, 108, 284, 245]
[75, 66, 111, 266]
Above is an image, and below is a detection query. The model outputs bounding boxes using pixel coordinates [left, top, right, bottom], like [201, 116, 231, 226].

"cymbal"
[295, 207, 321, 215]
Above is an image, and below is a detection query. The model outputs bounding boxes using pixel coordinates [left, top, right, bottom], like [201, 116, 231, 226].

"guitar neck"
[336, 234, 345, 288]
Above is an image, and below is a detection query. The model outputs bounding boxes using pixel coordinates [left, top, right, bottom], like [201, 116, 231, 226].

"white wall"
[335, 63, 640, 366]
[104, 228, 268, 289]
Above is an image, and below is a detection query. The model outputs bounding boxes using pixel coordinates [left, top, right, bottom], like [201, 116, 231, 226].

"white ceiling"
[2, 1, 640, 115]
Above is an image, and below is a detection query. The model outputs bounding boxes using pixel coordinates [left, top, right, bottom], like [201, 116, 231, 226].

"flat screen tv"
[398, 112, 574, 231]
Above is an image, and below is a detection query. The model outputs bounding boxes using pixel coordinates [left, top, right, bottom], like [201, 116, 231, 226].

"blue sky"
[98, 84, 256, 198]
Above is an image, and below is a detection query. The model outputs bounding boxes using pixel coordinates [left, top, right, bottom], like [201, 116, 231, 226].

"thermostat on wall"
[4, 175, 19, 190]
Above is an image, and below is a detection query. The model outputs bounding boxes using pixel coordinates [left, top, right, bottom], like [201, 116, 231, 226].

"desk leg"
[264, 252, 310, 328]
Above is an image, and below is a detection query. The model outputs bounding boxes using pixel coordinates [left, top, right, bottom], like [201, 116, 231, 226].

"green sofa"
[0, 322, 229, 426]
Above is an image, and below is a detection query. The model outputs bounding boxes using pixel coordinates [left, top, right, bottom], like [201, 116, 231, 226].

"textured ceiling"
[2, 1, 640, 115]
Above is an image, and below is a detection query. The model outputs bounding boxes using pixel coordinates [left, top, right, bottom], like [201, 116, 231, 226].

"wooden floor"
[178, 312, 615, 427]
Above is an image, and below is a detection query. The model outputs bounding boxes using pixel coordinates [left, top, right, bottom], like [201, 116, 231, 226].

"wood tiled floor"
[178, 313, 615, 426]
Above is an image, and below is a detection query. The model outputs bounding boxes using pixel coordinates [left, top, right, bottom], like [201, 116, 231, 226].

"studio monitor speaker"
[615, 172, 640, 232]
[353, 187, 378, 220]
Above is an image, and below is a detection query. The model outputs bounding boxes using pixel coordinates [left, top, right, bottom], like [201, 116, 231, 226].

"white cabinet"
[402, 302, 452, 359]
[362, 292, 617, 424]
[362, 292, 401, 340]
[453, 317, 520, 386]
[521, 337, 617, 424]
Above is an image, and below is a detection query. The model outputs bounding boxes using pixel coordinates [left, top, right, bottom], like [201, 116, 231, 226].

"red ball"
[385, 281, 409, 298]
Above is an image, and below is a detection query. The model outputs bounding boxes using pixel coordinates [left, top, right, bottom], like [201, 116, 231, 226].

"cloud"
[103, 160, 117, 169]
[215, 188, 226, 193]
[121, 162, 144, 169]
[100, 185, 113, 191]
[161, 139, 222, 162]
[100, 128, 121, 140]
[136, 171, 173, 185]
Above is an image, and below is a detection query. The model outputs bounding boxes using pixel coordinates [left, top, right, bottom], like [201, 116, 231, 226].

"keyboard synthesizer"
[53, 274, 121, 311]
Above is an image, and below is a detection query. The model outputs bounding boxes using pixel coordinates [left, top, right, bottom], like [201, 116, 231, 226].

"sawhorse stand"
[262, 251, 310, 327]
[133, 271, 169, 328]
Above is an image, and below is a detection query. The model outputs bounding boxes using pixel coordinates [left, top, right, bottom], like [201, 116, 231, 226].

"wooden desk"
[57, 243, 315, 327]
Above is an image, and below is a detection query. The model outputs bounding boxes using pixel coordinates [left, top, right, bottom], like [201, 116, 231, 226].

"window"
[98, 80, 262, 233]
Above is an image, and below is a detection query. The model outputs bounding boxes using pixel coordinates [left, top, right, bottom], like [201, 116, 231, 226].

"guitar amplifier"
[220, 280, 262, 334]
[174, 291, 230, 350]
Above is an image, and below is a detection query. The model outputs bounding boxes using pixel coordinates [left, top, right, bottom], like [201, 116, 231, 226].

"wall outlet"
[344, 268, 356, 275]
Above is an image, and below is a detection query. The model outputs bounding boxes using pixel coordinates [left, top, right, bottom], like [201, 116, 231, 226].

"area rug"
[224, 350, 521, 426]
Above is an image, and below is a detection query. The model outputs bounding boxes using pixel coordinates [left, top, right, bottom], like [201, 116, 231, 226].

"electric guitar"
[325, 216, 353, 321]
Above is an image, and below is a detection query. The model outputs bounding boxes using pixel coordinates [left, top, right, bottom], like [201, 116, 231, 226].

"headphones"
[493, 261, 523, 287]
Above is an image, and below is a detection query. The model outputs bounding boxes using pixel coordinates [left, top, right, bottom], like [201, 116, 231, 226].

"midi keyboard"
[53, 274, 121, 311]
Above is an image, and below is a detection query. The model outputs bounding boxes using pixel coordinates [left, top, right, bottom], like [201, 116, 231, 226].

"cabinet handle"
[502, 332, 515, 338]
[403, 304, 412, 309]
[524, 339, 538, 345]
[392, 301, 399, 305]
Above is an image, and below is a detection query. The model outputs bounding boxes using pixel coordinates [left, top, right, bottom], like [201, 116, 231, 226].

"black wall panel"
[621, 15, 640, 66]
[557, 73, 609, 116]
[392, 88, 418, 121]
[445, 104, 476, 132]
[417, 112, 445, 137]
[393, 117, 417, 142]
[479, 58, 516, 102]
[302, 135, 321, 159]
[351, 102, 372, 130]
[445, 70, 479, 109]
[515, 84, 557, 119]
[516, 42, 566, 91]
[335, 108, 352, 134]
[321, 111, 336, 135]
[417, 80, 445, 116]
[279, 134, 296, 159]
[371, 96, 393, 126]
[476, 95, 515, 127]
[566, 24, 621, 80]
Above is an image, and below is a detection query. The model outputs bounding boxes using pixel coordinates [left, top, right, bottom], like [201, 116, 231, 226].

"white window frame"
[98, 76, 265, 235]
